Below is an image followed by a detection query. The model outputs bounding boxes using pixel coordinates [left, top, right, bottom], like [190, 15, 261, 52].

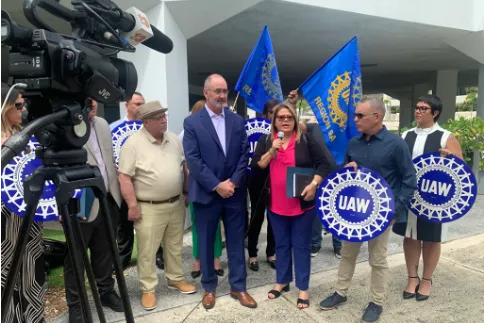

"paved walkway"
[52, 196, 484, 323]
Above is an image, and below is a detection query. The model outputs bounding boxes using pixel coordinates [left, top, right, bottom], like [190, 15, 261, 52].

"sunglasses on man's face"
[276, 115, 295, 122]
[354, 112, 377, 120]
[15, 102, 27, 110]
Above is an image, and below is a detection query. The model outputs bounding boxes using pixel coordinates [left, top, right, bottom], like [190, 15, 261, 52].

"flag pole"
[230, 92, 240, 112]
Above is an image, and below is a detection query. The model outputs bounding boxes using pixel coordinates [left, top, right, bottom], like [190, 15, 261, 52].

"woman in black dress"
[393, 95, 463, 301]
[1, 83, 45, 322]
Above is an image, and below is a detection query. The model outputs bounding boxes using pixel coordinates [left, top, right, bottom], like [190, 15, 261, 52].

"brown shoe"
[230, 290, 257, 308]
[167, 280, 197, 294]
[202, 291, 216, 309]
[141, 292, 156, 311]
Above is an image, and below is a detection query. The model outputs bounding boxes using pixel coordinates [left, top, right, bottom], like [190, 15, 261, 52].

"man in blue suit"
[183, 74, 256, 310]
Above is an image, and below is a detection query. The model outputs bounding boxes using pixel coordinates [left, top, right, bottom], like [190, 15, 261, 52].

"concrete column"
[435, 70, 458, 124]
[412, 83, 431, 106]
[477, 65, 484, 119]
[118, 2, 189, 135]
[398, 96, 413, 131]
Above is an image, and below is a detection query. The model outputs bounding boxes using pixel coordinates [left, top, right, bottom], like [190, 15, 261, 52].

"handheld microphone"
[118, 7, 173, 54]
[274, 131, 284, 157]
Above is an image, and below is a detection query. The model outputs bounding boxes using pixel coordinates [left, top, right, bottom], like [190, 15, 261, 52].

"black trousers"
[246, 178, 275, 258]
[116, 201, 134, 269]
[64, 194, 119, 307]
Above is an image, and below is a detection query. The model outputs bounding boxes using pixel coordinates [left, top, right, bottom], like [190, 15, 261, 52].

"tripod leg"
[69, 211, 107, 323]
[1, 196, 41, 314]
[97, 195, 134, 323]
[60, 204, 94, 323]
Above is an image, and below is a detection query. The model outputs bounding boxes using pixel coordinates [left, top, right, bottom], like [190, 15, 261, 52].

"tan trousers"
[134, 199, 185, 292]
[335, 226, 392, 306]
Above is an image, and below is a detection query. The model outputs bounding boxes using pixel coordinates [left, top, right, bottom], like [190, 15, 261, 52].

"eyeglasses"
[210, 89, 229, 96]
[354, 112, 377, 120]
[276, 115, 294, 122]
[15, 102, 27, 110]
[415, 105, 430, 112]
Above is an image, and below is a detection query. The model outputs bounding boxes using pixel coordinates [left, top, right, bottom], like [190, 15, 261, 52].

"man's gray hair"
[203, 73, 224, 90]
[360, 97, 386, 118]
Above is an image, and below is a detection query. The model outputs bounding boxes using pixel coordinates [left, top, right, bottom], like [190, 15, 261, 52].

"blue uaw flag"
[299, 36, 362, 165]
[235, 25, 283, 113]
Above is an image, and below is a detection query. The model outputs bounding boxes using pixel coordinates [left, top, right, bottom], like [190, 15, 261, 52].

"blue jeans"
[268, 208, 314, 291]
[312, 213, 342, 250]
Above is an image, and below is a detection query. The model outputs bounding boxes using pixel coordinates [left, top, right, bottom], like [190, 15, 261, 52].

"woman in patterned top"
[1, 83, 45, 323]
[393, 94, 463, 301]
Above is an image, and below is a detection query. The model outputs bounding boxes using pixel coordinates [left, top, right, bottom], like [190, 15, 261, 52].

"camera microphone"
[118, 7, 173, 54]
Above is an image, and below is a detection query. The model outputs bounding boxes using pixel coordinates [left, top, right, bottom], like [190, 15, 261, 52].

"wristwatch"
[311, 181, 319, 188]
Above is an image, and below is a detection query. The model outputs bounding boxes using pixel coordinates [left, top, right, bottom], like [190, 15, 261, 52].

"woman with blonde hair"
[251, 103, 331, 309]
[1, 83, 45, 323]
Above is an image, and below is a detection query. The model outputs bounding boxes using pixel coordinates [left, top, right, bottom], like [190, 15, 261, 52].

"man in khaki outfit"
[118, 101, 196, 311]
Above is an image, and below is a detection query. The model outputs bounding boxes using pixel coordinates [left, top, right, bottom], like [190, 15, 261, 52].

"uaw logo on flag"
[1, 137, 83, 222]
[245, 118, 271, 172]
[111, 120, 143, 167]
[317, 167, 394, 242]
[410, 152, 477, 223]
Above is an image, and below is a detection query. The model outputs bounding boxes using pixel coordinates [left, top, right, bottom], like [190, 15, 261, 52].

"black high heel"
[268, 283, 290, 299]
[403, 276, 420, 299]
[416, 277, 432, 301]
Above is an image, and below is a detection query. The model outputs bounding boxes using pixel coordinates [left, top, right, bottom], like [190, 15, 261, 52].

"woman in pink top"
[251, 104, 331, 309]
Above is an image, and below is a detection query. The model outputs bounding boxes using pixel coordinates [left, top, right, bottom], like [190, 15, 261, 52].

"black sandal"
[297, 298, 310, 309]
[268, 284, 290, 299]
[403, 276, 420, 299]
[416, 277, 432, 301]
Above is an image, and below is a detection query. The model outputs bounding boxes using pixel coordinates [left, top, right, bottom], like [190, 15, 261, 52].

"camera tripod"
[1, 147, 134, 323]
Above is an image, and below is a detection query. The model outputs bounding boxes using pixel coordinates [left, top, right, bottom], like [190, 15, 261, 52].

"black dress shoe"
[68, 305, 84, 323]
[156, 256, 164, 270]
[191, 270, 201, 279]
[101, 291, 124, 312]
[215, 268, 224, 276]
[248, 260, 259, 271]
[403, 276, 420, 299]
[267, 258, 276, 269]
[416, 277, 432, 301]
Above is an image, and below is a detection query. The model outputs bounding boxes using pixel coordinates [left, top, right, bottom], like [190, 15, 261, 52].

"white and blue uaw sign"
[1, 137, 83, 222]
[111, 120, 143, 167]
[317, 167, 395, 242]
[409, 152, 477, 223]
[244, 118, 271, 172]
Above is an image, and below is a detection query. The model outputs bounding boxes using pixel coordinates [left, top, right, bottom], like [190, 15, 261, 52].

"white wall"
[281, 0, 477, 31]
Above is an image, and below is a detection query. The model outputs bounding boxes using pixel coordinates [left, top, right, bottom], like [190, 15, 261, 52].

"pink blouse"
[268, 132, 303, 216]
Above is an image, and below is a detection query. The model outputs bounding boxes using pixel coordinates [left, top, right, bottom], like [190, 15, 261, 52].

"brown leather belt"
[138, 195, 180, 204]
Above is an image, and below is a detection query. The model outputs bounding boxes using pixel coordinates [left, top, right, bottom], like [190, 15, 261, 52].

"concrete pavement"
[52, 196, 484, 323]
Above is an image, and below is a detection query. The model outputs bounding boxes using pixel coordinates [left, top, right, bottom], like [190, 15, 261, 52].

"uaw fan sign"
[317, 167, 395, 242]
[409, 152, 477, 223]
[1, 137, 83, 222]
[111, 120, 143, 167]
[245, 118, 271, 172]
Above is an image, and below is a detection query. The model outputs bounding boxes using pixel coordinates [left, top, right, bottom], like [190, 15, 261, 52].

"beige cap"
[137, 101, 168, 120]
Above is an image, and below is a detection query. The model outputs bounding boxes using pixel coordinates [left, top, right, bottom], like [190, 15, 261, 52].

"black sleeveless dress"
[393, 123, 452, 242]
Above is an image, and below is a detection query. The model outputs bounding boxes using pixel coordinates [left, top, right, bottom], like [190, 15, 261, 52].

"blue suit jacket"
[183, 107, 249, 205]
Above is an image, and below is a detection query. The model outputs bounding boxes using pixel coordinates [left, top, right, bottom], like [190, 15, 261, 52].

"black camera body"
[1, 0, 143, 153]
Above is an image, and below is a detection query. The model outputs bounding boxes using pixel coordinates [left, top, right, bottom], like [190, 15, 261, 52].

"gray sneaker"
[361, 302, 383, 322]
[319, 292, 347, 310]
